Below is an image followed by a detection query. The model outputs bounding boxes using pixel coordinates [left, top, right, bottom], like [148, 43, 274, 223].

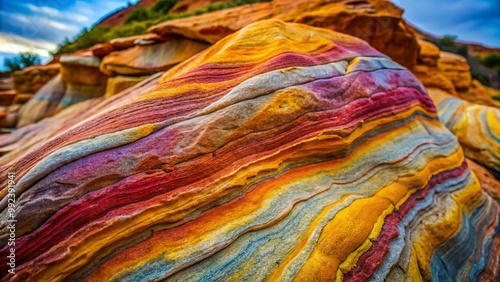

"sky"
[0, 0, 138, 70]
[393, 0, 500, 47]
[0, 0, 499, 70]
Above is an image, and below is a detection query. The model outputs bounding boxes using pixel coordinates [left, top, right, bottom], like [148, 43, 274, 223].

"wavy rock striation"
[429, 89, 500, 178]
[0, 20, 498, 281]
[414, 40, 500, 178]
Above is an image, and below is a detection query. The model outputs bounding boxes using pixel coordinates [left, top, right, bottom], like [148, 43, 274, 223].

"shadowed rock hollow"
[0, 20, 499, 281]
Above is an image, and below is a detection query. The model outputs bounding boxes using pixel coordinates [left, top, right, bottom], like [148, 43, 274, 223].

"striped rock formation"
[414, 40, 500, 178]
[0, 20, 499, 281]
[0, 73, 162, 162]
[104, 76, 148, 97]
[92, 34, 166, 57]
[428, 89, 500, 178]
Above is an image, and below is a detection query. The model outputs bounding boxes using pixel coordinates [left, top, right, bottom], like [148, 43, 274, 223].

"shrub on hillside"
[125, 8, 152, 24]
[152, 0, 180, 14]
[436, 35, 457, 50]
[481, 53, 500, 74]
[4, 52, 41, 72]
[104, 22, 149, 41]
[456, 45, 468, 58]
[472, 70, 491, 86]
[57, 26, 110, 54]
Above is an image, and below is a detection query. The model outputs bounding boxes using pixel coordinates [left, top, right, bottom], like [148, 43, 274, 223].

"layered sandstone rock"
[12, 93, 34, 105]
[414, 40, 500, 177]
[59, 55, 108, 108]
[92, 33, 166, 57]
[100, 39, 209, 76]
[16, 75, 67, 128]
[12, 56, 110, 128]
[0, 20, 497, 282]
[428, 88, 500, 178]
[0, 77, 13, 92]
[0, 104, 19, 128]
[104, 76, 148, 97]
[11, 64, 60, 94]
[487, 86, 500, 108]
[417, 40, 440, 67]
[429, 51, 499, 107]
[468, 159, 500, 202]
[0, 73, 162, 161]
[60, 56, 107, 86]
[438, 51, 472, 92]
[149, 0, 419, 69]
[465, 79, 499, 107]
[0, 90, 16, 107]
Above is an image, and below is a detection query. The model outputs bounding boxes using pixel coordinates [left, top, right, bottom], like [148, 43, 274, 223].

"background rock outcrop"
[413, 40, 500, 178]
[0, 20, 498, 281]
[11, 64, 60, 95]
[100, 39, 209, 76]
[428, 88, 500, 178]
[11, 55, 109, 128]
[149, 0, 419, 69]
[16, 75, 66, 128]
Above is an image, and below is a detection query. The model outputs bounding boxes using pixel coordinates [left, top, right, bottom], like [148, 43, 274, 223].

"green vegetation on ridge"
[56, 0, 271, 55]
[426, 35, 500, 88]
[481, 53, 500, 74]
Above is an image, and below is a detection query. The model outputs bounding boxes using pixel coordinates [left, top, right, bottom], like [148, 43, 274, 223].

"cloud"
[0, 32, 57, 57]
[0, 0, 139, 49]
[4, 12, 80, 33]
[25, 4, 61, 17]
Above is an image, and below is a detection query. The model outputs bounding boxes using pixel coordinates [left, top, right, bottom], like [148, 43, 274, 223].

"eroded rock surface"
[414, 40, 500, 178]
[0, 20, 497, 282]
[100, 39, 209, 76]
[11, 64, 60, 94]
[149, 0, 419, 69]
